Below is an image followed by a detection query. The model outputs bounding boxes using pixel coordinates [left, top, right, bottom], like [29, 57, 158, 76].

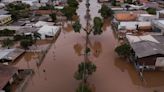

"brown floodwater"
[13, 0, 164, 92]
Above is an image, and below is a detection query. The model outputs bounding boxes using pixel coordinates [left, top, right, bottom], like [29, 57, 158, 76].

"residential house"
[112, 12, 153, 31]
[126, 34, 164, 70]
[0, 15, 12, 26]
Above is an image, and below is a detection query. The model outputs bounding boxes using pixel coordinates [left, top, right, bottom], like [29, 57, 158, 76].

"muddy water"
[14, 0, 164, 92]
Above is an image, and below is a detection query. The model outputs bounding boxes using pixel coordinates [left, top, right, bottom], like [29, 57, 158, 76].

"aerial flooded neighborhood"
[0, 0, 164, 92]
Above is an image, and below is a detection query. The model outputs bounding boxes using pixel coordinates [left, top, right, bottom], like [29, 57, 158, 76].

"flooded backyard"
[12, 0, 164, 92]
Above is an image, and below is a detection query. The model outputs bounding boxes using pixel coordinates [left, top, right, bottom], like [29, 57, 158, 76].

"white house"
[118, 21, 151, 30]
[138, 14, 157, 22]
[38, 25, 60, 39]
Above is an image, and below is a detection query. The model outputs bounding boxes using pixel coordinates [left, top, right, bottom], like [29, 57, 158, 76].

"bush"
[0, 29, 16, 36]
[115, 44, 131, 57]
[146, 7, 156, 15]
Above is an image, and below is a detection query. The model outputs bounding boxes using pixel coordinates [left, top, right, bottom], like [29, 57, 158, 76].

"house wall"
[138, 54, 164, 66]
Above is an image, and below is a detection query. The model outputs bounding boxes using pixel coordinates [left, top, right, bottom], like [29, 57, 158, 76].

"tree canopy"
[73, 20, 81, 33]
[115, 44, 131, 57]
[146, 7, 156, 15]
[74, 61, 96, 81]
[20, 39, 33, 50]
[49, 13, 57, 22]
[67, 0, 79, 8]
[0, 29, 16, 36]
[76, 83, 92, 92]
[62, 6, 77, 20]
[6, 3, 30, 20]
[93, 17, 103, 35]
[99, 4, 114, 18]
[2, 38, 14, 49]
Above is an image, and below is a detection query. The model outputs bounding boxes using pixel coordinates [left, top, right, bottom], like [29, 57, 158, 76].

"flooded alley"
[13, 0, 164, 92]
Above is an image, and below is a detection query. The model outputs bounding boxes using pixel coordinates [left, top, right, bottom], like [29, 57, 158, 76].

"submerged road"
[14, 0, 164, 92]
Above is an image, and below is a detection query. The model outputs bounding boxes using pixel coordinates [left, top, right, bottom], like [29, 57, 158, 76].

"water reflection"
[63, 23, 73, 33]
[24, 52, 39, 62]
[103, 18, 111, 31]
[92, 41, 102, 58]
[74, 40, 102, 58]
[73, 43, 83, 56]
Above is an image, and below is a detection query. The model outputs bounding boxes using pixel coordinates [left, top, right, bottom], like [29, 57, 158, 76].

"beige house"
[0, 15, 12, 26]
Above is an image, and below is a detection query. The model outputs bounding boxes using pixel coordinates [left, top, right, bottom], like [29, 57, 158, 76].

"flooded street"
[14, 0, 164, 92]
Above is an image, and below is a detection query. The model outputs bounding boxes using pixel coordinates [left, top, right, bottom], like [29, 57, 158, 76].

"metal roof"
[127, 35, 164, 58]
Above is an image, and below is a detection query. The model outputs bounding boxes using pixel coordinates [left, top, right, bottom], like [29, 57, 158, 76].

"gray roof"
[0, 48, 25, 61]
[130, 35, 164, 58]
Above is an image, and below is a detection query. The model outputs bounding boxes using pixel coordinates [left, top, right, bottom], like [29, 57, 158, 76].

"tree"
[6, 3, 30, 20]
[99, 4, 114, 18]
[2, 38, 14, 49]
[0, 29, 16, 36]
[49, 13, 57, 22]
[67, 0, 79, 8]
[115, 44, 131, 57]
[62, 6, 77, 20]
[74, 61, 96, 82]
[93, 17, 103, 35]
[111, 0, 117, 6]
[124, 0, 133, 4]
[39, 5, 55, 10]
[14, 34, 23, 41]
[76, 83, 92, 92]
[73, 20, 81, 33]
[20, 39, 33, 50]
[146, 7, 156, 15]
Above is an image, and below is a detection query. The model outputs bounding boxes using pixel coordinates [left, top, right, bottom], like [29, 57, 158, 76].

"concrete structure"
[0, 15, 12, 26]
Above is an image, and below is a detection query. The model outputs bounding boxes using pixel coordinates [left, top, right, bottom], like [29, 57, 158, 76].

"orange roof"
[114, 13, 137, 21]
